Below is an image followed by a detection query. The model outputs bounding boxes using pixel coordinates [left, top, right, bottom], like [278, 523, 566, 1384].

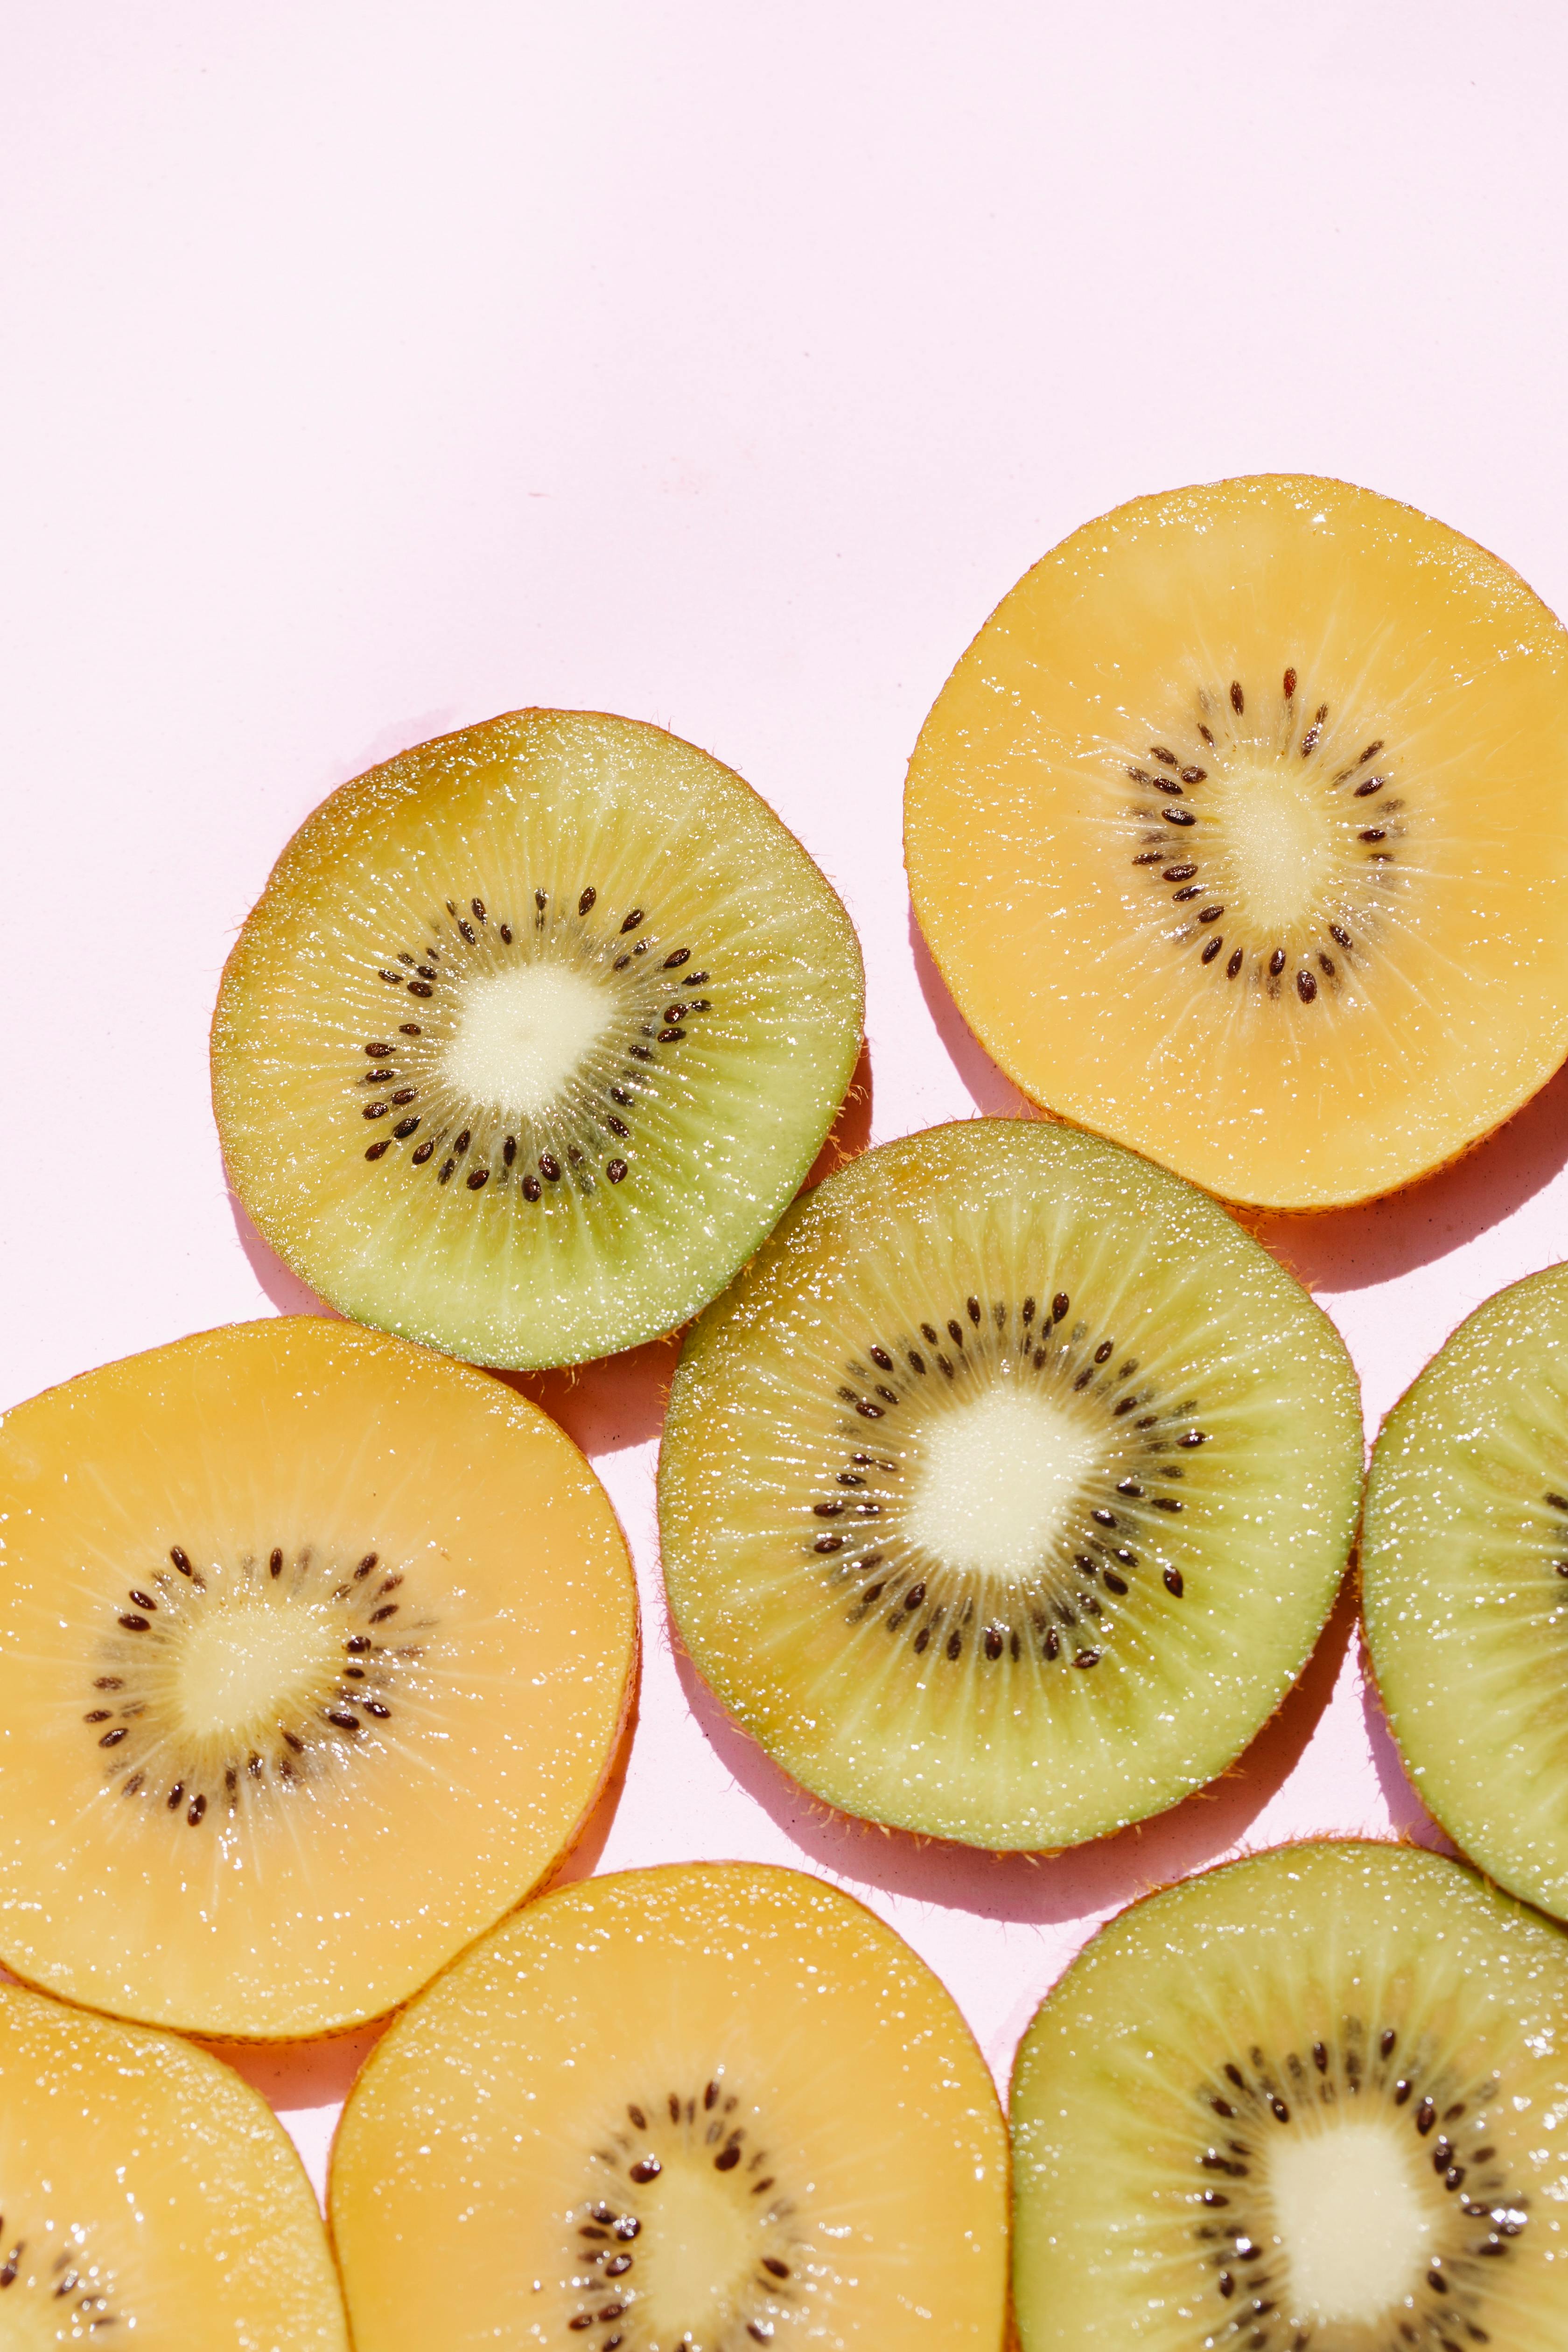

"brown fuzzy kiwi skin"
[322, 1857, 1014, 2350]
[210, 705, 866, 1358]
[904, 473, 1568, 1219]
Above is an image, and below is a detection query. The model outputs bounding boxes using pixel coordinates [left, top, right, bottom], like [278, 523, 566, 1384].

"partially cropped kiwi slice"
[213, 709, 863, 1368]
[906, 476, 1568, 1209]
[659, 1119, 1362, 1850]
[0, 1316, 636, 2037]
[0, 1977, 346, 2346]
[329, 1861, 1008, 2350]
[1362, 1264, 1568, 1919]
[1011, 1841, 1568, 2349]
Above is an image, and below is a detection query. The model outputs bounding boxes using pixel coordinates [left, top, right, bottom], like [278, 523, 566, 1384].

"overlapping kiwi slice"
[1011, 1840, 1568, 2350]
[329, 1861, 1008, 2350]
[659, 1119, 1361, 1850]
[0, 1977, 346, 2345]
[0, 1315, 636, 2037]
[905, 475, 1568, 1209]
[1362, 1264, 1568, 1919]
[213, 709, 863, 1369]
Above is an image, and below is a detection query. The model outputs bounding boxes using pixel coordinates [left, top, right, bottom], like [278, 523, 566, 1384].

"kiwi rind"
[1362, 1261, 1568, 1920]
[211, 707, 864, 1371]
[1010, 1838, 1568, 2349]
[659, 1116, 1363, 1851]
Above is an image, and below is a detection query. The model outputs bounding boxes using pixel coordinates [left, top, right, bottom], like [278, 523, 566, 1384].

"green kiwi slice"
[212, 709, 863, 1369]
[1010, 1840, 1568, 2349]
[658, 1118, 1362, 1851]
[1362, 1264, 1568, 1918]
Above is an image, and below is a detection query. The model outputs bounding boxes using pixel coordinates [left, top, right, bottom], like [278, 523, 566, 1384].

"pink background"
[7, 4, 1568, 2205]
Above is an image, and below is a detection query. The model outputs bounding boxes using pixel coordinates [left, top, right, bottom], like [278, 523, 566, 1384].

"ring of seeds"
[660, 1117, 1362, 1852]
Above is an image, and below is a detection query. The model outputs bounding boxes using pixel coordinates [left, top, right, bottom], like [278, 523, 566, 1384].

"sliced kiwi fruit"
[0, 1315, 636, 2038]
[1011, 1839, 1568, 2349]
[329, 1860, 1008, 2350]
[658, 1117, 1361, 1851]
[905, 475, 1568, 1210]
[213, 708, 863, 1369]
[0, 1976, 346, 2345]
[1362, 1263, 1568, 1919]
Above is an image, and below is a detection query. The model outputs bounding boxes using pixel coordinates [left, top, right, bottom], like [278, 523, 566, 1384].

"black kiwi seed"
[1268, 948, 1286, 977]
[1230, 680, 1245, 714]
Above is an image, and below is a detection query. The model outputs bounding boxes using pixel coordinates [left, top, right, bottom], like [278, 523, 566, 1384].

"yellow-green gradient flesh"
[1364, 1263, 1568, 1918]
[659, 1120, 1361, 1850]
[1012, 1841, 1568, 2351]
[906, 476, 1568, 1209]
[330, 1862, 1008, 2350]
[214, 709, 864, 1370]
[0, 1980, 346, 2349]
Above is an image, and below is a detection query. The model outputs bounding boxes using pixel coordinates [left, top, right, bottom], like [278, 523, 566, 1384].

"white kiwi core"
[1212, 769, 1337, 934]
[1267, 2117, 1435, 2324]
[635, 2156, 761, 2341]
[441, 963, 615, 1118]
[904, 1384, 1099, 1577]
[174, 1598, 341, 1742]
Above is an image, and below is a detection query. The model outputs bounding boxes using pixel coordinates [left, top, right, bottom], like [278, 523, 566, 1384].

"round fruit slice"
[905, 475, 1568, 1210]
[329, 1861, 1008, 2350]
[0, 1977, 346, 2346]
[213, 708, 864, 1369]
[0, 1316, 636, 2038]
[658, 1119, 1361, 1851]
[1011, 1840, 1568, 2350]
[1362, 1263, 1568, 1919]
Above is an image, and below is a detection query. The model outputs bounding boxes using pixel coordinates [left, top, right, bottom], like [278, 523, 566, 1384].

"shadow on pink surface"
[1255, 1057, 1568, 1295]
[210, 2023, 382, 2121]
[226, 1192, 337, 1319]
[909, 911, 1032, 1119]
[1358, 1630, 1454, 1854]
[670, 1580, 1426, 1928]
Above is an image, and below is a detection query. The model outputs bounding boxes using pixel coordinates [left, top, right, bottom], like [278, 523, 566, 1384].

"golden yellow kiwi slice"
[1011, 1840, 1568, 2349]
[213, 709, 864, 1369]
[659, 1119, 1362, 1851]
[0, 1976, 346, 2347]
[330, 1861, 1008, 2350]
[1363, 1262, 1568, 1920]
[0, 1316, 636, 2039]
[905, 476, 1568, 1210]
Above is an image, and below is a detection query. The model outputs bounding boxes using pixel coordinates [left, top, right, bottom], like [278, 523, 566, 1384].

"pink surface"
[7, 5, 1568, 2207]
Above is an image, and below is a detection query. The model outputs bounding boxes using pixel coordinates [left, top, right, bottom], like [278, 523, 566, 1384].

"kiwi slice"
[329, 1861, 1008, 2350]
[212, 708, 863, 1369]
[1011, 1839, 1568, 2349]
[658, 1118, 1361, 1850]
[905, 475, 1568, 1210]
[1361, 1264, 1568, 1918]
[0, 1976, 346, 2345]
[0, 1315, 636, 2038]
